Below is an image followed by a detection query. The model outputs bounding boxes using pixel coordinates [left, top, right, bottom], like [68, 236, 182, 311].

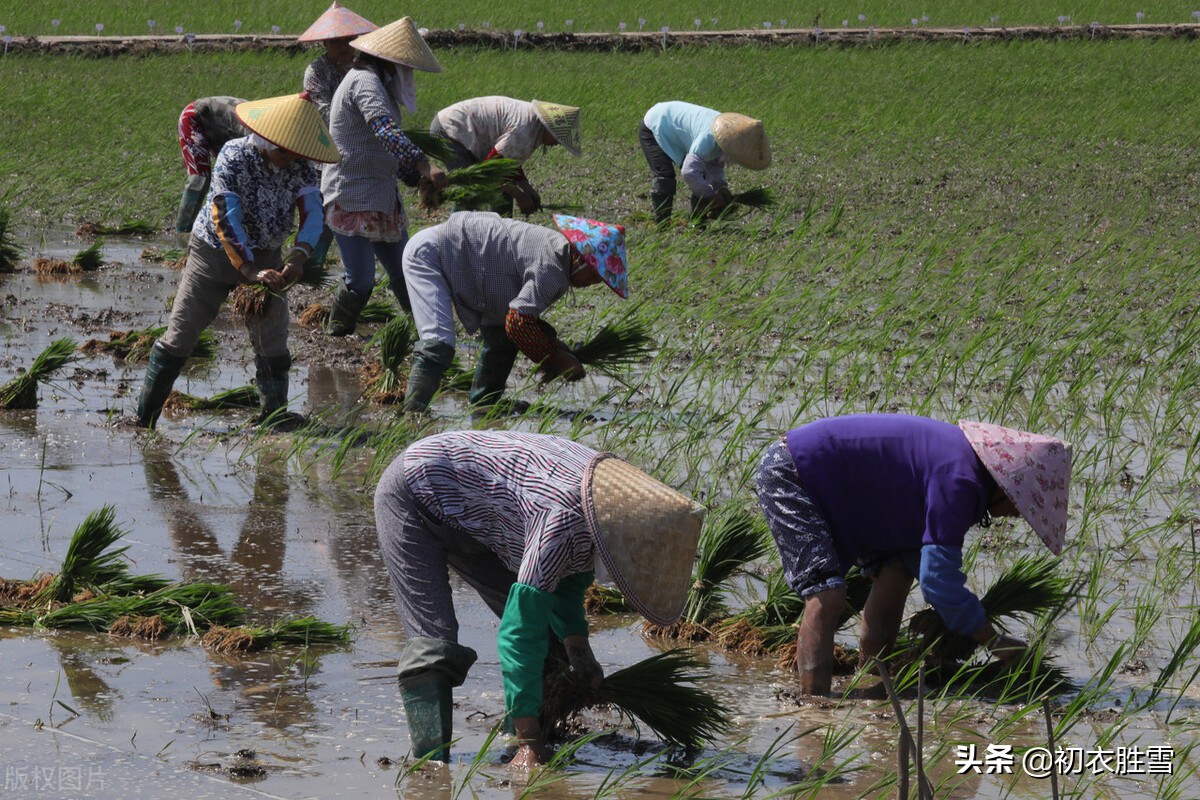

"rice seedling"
[584, 582, 630, 613]
[200, 616, 352, 653]
[563, 319, 655, 375]
[418, 158, 522, 211]
[297, 303, 329, 328]
[76, 219, 156, 236]
[403, 128, 456, 165]
[362, 315, 417, 403]
[33, 257, 77, 275]
[140, 246, 185, 263]
[163, 385, 260, 412]
[228, 282, 271, 319]
[34, 582, 246, 634]
[0, 207, 22, 272]
[0, 338, 79, 409]
[71, 239, 105, 270]
[80, 326, 217, 362]
[540, 649, 730, 751]
[36, 505, 169, 603]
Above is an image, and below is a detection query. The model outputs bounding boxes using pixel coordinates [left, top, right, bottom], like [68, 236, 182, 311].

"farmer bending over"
[174, 96, 248, 233]
[755, 414, 1071, 695]
[640, 100, 771, 227]
[375, 430, 704, 766]
[399, 211, 627, 412]
[430, 96, 582, 215]
[137, 94, 338, 429]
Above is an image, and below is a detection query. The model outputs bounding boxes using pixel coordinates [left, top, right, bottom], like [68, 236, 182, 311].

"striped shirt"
[321, 67, 424, 213]
[303, 54, 350, 125]
[192, 138, 322, 267]
[431, 96, 545, 162]
[418, 212, 573, 334]
[402, 431, 596, 591]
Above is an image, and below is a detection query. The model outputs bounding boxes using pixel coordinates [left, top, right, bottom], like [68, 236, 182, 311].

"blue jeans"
[334, 230, 409, 303]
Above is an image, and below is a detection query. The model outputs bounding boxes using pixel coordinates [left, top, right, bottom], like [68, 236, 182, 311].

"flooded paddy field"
[1, 216, 1198, 800]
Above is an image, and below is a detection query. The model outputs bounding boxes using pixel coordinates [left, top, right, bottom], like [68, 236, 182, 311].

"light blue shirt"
[644, 101, 728, 197]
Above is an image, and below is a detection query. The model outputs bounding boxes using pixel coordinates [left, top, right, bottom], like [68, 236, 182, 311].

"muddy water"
[0, 227, 1193, 799]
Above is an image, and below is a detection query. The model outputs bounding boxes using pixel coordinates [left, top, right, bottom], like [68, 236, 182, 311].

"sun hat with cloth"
[712, 112, 771, 170]
[351, 16, 441, 72]
[552, 214, 628, 299]
[957, 420, 1072, 556]
[581, 454, 705, 626]
[298, 2, 377, 42]
[235, 94, 340, 163]
[532, 100, 582, 156]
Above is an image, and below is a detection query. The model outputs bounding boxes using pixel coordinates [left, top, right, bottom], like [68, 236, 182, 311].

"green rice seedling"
[0, 337, 79, 409]
[540, 649, 730, 751]
[34, 582, 246, 635]
[584, 582, 630, 613]
[360, 297, 400, 324]
[441, 359, 474, 392]
[140, 246, 185, 263]
[71, 239, 105, 271]
[683, 505, 771, 626]
[80, 326, 216, 362]
[163, 385, 260, 412]
[403, 128, 456, 165]
[38, 505, 168, 602]
[229, 282, 271, 319]
[363, 315, 417, 403]
[201, 615, 352, 653]
[419, 158, 522, 211]
[77, 219, 156, 236]
[0, 207, 22, 272]
[565, 319, 656, 375]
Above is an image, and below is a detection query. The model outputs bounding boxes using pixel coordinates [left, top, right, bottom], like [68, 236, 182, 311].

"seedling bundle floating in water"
[76, 219, 156, 237]
[163, 385, 260, 412]
[0, 505, 351, 651]
[81, 326, 216, 362]
[0, 337, 79, 409]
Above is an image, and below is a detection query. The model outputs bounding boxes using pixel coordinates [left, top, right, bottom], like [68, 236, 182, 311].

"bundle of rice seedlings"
[36, 582, 246, 634]
[418, 158, 522, 211]
[0, 208, 22, 272]
[33, 257, 77, 275]
[300, 258, 334, 288]
[298, 303, 329, 328]
[0, 337, 79, 409]
[109, 614, 168, 640]
[163, 385, 260, 412]
[693, 188, 776, 222]
[229, 283, 271, 319]
[568, 320, 655, 374]
[140, 247, 186, 264]
[80, 327, 217, 362]
[77, 220, 156, 236]
[362, 316, 416, 403]
[584, 582, 630, 614]
[202, 616, 352, 653]
[441, 359, 474, 392]
[39, 506, 134, 603]
[72, 239, 105, 271]
[541, 649, 730, 750]
[404, 128, 456, 165]
[645, 507, 770, 641]
[907, 555, 1076, 669]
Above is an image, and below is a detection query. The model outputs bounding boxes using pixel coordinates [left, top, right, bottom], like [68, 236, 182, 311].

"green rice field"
[1, 25, 1200, 800]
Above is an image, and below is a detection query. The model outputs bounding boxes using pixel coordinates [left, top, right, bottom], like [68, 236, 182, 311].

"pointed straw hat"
[532, 100, 582, 156]
[351, 16, 441, 72]
[958, 420, 1072, 556]
[712, 112, 771, 170]
[235, 94, 340, 163]
[298, 2, 377, 42]
[581, 454, 705, 626]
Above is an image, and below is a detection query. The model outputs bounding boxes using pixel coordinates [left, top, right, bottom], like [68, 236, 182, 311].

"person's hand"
[539, 348, 585, 383]
[280, 250, 306, 288]
[564, 635, 604, 689]
[509, 717, 548, 769]
[516, 191, 540, 215]
[989, 633, 1026, 666]
[419, 160, 449, 192]
[244, 265, 285, 290]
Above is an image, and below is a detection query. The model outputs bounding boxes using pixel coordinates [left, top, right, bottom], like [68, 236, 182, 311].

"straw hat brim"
[532, 100, 582, 156]
[712, 112, 771, 170]
[298, 3, 378, 42]
[581, 454, 703, 626]
[351, 17, 441, 72]
[235, 95, 340, 164]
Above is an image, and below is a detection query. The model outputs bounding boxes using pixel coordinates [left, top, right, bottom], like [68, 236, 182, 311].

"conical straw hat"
[712, 112, 771, 170]
[235, 94, 340, 163]
[581, 454, 705, 626]
[298, 2, 377, 42]
[351, 16, 441, 72]
[957, 420, 1072, 555]
[532, 100, 582, 156]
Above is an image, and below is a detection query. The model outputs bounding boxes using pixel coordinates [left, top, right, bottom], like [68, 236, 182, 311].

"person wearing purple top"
[755, 414, 1072, 695]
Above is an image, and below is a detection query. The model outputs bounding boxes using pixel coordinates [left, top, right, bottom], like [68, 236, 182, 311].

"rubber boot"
[254, 354, 303, 429]
[468, 326, 518, 407]
[650, 175, 675, 228]
[175, 175, 208, 233]
[399, 670, 454, 762]
[305, 225, 335, 272]
[402, 339, 455, 413]
[136, 344, 188, 428]
[326, 280, 369, 337]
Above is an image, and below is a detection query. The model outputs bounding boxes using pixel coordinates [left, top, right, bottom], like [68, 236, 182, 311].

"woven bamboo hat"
[712, 112, 771, 170]
[958, 420, 1072, 555]
[351, 16, 441, 72]
[532, 100, 582, 156]
[581, 454, 705, 626]
[235, 94, 340, 163]
[298, 2, 377, 42]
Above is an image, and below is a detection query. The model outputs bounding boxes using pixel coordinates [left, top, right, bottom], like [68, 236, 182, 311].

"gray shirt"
[430, 212, 572, 333]
[321, 68, 405, 213]
[431, 96, 544, 162]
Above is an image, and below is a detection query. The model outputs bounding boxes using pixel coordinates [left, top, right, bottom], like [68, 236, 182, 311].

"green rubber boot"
[399, 671, 454, 762]
[325, 280, 369, 337]
[175, 175, 208, 233]
[254, 354, 303, 429]
[136, 344, 188, 428]
[403, 340, 455, 413]
[650, 175, 675, 228]
[468, 326, 518, 407]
